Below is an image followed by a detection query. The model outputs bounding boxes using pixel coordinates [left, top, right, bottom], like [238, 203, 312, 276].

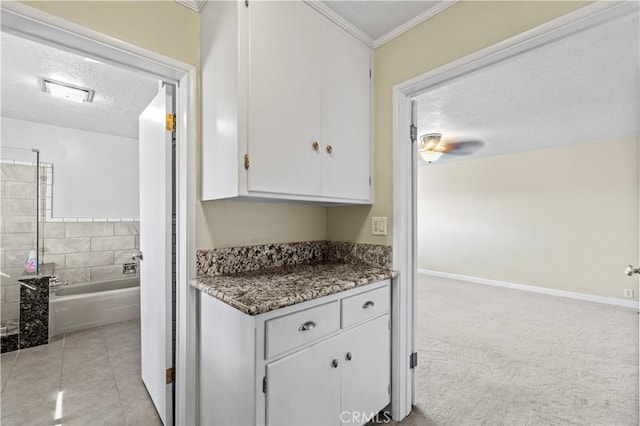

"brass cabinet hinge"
[166, 114, 176, 132]
[244, 154, 250, 170]
[166, 367, 175, 384]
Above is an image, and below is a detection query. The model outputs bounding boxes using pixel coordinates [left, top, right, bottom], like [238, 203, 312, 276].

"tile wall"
[43, 222, 139, 285]
[0, 162, 41, 324]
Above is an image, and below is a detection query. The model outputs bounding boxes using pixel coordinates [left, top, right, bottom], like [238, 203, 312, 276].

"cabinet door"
[248, 1, 323, 196]
[340, 315, 390, 425]
[266, 336, 341, 426]
[321, 22, 371, 201]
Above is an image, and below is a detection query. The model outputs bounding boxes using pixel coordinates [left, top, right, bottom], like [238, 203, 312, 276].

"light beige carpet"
[397, 275, 639, 425]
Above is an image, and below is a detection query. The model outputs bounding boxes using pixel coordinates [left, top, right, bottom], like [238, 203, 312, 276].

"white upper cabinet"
[321, 21, 371, 201]
[247, 1, 323, 197]
[201, 0, 372, 204]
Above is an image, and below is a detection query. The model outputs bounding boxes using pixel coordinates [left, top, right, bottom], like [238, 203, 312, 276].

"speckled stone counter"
[191, 262, 396, 315]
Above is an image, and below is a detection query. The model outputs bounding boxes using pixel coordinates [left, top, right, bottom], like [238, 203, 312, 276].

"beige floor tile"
[60, 399, 126, 426]
[1, 351, 18, 392]
[2, 319, 157, 426]
[62, 342, 111, 377]
[1, 385, 59, 426]
[63, 326, 105, 348]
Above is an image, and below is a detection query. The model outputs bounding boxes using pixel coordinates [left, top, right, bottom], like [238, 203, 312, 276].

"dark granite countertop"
[190, 262, 396, 315]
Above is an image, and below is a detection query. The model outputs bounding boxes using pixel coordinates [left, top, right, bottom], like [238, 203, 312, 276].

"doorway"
[391, 1, 640, 422]
[0, 5, 196, 425]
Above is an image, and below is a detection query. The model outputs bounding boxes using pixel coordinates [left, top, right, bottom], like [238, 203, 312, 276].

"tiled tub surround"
[196, 240, 392, 276]
[0, 162, 45, 325]
[43, 221, 140, 285]
[191, 262, 395, 315]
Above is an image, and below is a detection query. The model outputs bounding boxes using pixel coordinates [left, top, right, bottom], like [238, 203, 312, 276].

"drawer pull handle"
[331, 359, 339, 368]
[362, 301, 375, 310]
[298, 321, 317, 332]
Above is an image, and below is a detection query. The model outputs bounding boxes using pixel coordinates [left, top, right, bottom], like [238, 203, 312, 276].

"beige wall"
[22, 0, 328, 249]
[417, 138, 639, 301]
[327, 1, 591, 245]
[21, 1, 593, 249]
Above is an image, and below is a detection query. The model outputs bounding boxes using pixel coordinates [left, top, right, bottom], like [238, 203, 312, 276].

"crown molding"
[373, 1, 458, 48]
[182, 0, 456, 49]
[174, 0, 206, 13]
[303, 1, 375, 48]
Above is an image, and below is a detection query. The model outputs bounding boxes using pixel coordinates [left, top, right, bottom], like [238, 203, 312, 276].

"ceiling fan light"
[420, 149, 443, 163]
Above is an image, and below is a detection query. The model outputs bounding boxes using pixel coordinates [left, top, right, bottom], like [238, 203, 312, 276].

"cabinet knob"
[312, 141, 319, 151]
[331, 359, 339, 368]
[345, 352, 352, 361]
[325, 145, 333, 154]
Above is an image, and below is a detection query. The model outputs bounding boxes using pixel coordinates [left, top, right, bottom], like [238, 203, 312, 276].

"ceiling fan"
[418, 133, 485, 164]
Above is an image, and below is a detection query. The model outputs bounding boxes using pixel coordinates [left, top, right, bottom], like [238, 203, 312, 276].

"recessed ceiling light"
[40, 77, 95, 103]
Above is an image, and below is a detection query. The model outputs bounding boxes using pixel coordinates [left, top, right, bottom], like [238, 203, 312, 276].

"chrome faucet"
[48, 275, 67, 288]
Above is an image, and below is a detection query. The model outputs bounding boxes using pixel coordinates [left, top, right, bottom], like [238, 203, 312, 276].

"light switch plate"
[372, 216, 388, 236]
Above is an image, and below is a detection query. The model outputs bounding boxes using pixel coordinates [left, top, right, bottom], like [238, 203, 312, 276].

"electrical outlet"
[624, 288, 634, 298]
[372, 217, 388, 236]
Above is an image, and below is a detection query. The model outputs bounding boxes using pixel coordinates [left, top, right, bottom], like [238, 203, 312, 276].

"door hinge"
[166, 367, 175, 384]
[410, 124, 417, 143]
[244, 154, 250, 170]
[409, 352, 418, 369]
[388, 384, 391, 394]
[369, 68, 372, 79]
[262, 376, 267, 393]
[166, 114, 176, 132]
[369, 176, 372, 186]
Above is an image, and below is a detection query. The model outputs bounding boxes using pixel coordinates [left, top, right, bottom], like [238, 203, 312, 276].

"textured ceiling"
[1, 32, 159, 138]
[416, 14, 640, 165]
[321, 1, 441, 41]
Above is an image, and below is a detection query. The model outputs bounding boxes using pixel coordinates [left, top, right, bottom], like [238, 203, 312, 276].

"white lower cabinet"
[266, 336, 342, 426]
[198, 280, 391, 425]
[340, 316, 391, 425]
[266, 315, 390, 426]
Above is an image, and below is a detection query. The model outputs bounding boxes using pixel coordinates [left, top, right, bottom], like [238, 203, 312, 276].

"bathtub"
[49, 277, 140, 337]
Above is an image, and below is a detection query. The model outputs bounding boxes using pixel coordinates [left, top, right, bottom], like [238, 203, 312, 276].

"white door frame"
[390, 1, 639, 420]
[0, 4, 198, 425]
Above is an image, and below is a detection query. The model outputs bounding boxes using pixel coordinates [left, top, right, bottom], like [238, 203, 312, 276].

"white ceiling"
[1, 32, 159, 139]
[416, 14, 640, 165]
[321, 1, 444, 42]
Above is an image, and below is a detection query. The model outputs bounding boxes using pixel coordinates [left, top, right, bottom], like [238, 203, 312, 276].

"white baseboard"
[417, 269, 640, 310]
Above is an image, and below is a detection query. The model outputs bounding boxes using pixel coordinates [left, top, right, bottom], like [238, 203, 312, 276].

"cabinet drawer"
[266, 301, 340, 359]
[341, 286, 389, 329]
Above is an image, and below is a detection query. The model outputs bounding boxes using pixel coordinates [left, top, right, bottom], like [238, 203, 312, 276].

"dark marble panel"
[1, 333, 19, 353]
[18, 276, 50, 349]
